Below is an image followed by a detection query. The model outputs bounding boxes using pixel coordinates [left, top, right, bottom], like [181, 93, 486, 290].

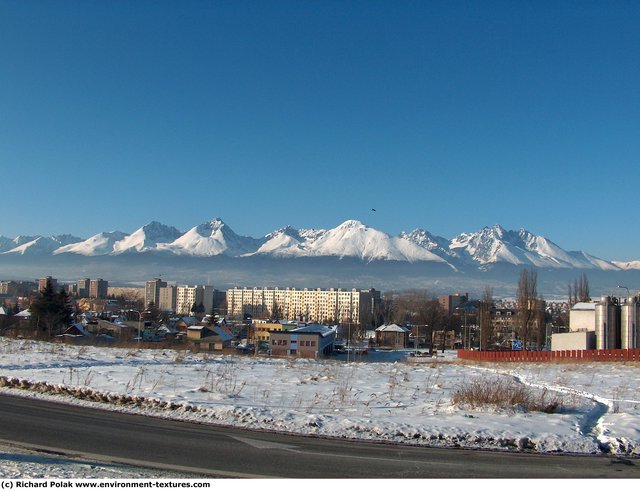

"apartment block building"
[0, 280, 27, 296]
[226, 287, 380, 328]
[89, 278, 108, 299]
[438, 292, 469, 315]
[38, 276, 58, 293]
[145, 278, 167, 307]
[158, 285, 177, 312]
[77, 278, 91, 298]
[176, 285, 214, 315]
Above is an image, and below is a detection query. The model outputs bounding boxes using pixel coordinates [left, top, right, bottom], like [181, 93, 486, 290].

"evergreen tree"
[29, 279, 74, 338]
[145, 301, 161, 324]
[194, 302, 205, 315]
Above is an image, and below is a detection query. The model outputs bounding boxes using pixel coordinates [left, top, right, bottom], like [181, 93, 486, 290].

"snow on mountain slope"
[2, 235, 82, 255]
[112, 221, 182, 254]
[0, 219, 628, 270]
[448, 225, 619, 270]
[1, 236, 38, 253]
[0, 236, 16, 253]
[159, 218, 261, 256]
[450, 225, 522, 265]
[252, 226, 306, 257]
[399, 229, 454, 260]
[568, 251, 621, 271]
[249, 220, 449, 263]
[299, 220, 449, 263]
[613, 260, 640, 270]
[54, 231, 128, 256]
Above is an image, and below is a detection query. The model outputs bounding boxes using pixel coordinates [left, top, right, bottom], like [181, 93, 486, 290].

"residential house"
[187, 324, 234, 351]
[87, 319, 135, 339]
[57, 323, 92, 340]
[269, 324, 336, 358]
[174, 316, 200, 333]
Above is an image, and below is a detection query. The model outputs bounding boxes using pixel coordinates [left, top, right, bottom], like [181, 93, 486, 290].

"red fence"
[457, 348, 640, 363]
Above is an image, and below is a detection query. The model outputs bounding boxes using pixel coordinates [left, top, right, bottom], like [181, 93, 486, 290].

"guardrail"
[457, 348, 640, 362]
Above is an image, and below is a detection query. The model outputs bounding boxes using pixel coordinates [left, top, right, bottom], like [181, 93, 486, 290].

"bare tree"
[270, 300, 283, 322]
[478, 285, 494, 350]
[373, 295, 395, 326]
[116, 289, 144, 311]
[391, 289, 447, 349]
[568, 273, 591, 307]
[517, 268, 540, 348]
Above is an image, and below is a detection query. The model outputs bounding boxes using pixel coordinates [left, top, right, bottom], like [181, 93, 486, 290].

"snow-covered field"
[1, 338, 639, 477]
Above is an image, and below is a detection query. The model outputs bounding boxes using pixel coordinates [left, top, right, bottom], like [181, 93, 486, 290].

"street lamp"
[129, 309, 142, 343]
[618, 286, 630, 299]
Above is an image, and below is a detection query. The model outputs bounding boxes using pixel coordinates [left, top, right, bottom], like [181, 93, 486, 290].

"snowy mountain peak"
[206, 217, 226, 230]
[193, 218, 228, 237]
[263, 226, 302, 241]
[141, 221, 179, 235]
[1, 219, 627, 270]
[342, 219, 366, 228]
[112, 222, 182, 254]
[54, 231, 128, 256]
[2, 235, 82, 256]
[160, 218, 261, 257]
[400, 228, 447, 250]
[448, 224, 621, 270]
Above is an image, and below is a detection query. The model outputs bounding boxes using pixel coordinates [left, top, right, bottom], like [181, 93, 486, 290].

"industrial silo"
[595, 296, 620, 350]
[620, 296, 640, 349]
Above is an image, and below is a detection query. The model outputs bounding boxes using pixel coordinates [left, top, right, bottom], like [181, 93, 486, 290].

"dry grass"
[452, 377, 563, 413]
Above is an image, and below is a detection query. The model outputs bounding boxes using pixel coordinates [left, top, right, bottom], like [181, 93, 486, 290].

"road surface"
[0, 393, 638, 478]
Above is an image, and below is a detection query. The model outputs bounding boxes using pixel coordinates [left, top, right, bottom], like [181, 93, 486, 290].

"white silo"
[620, 296, 640, 349]
[595, 296, 620, 350]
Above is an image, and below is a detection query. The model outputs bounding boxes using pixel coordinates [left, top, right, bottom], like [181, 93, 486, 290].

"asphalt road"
[0, 393, 638, 479]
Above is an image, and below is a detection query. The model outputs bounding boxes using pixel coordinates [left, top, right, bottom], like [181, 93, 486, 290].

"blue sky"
[1, 0, 639, 260]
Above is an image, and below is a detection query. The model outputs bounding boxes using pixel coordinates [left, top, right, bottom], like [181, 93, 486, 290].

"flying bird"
[371, 208, 376, 212]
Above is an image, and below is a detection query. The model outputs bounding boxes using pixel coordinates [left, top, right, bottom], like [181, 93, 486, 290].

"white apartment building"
[158, 285, 177, 312]
[226, 287, 380, 327]
[176, 285, 214, 315]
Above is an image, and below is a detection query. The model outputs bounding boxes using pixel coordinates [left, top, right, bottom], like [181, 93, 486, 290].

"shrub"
[452, 377, 563, 413]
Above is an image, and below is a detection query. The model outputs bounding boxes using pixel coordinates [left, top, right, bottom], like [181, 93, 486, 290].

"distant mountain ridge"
[0, 218, 634, 271]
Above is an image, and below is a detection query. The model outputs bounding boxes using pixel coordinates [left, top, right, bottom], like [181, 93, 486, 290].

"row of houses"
[243, 321, 458, 358]
[2, 296, 457, 357]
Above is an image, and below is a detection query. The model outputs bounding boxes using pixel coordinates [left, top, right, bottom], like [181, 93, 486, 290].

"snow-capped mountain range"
[0, 219, 634, 271]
